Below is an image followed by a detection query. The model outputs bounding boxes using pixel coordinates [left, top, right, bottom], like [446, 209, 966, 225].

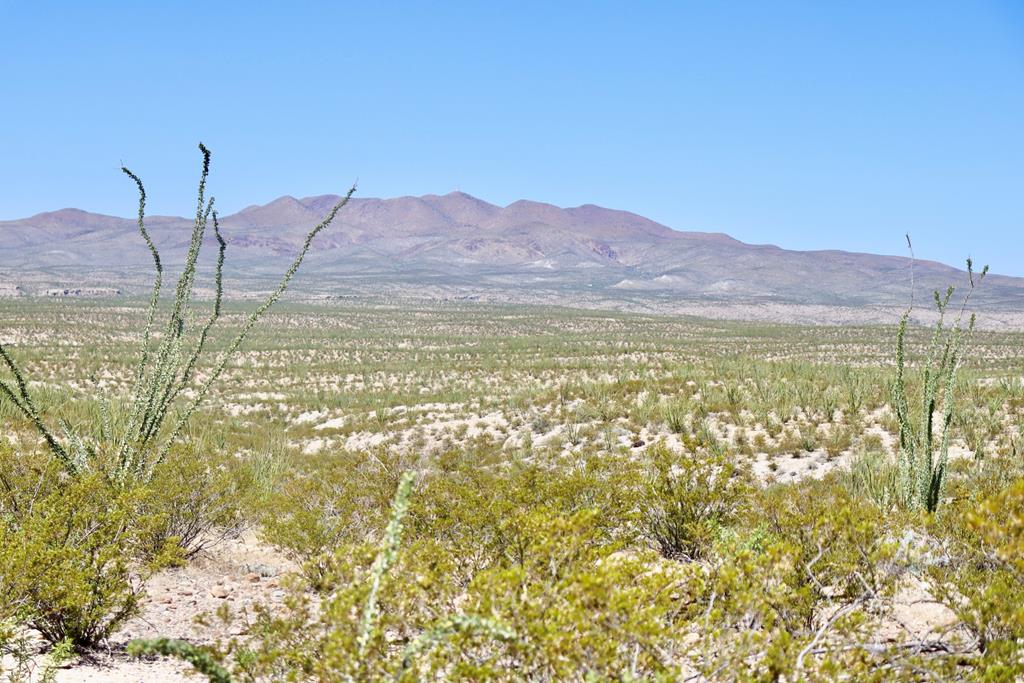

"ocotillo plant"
[0, 143, 355, 482]
[891, 236, 987, 512]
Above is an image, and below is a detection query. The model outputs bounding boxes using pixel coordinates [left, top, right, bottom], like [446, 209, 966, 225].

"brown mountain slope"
[1, 191, 1021, 313]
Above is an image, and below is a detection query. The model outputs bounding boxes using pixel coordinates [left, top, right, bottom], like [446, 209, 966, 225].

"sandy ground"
[48, 533, 293, 683]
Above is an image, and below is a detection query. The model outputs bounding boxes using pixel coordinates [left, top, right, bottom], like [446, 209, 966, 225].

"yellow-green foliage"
[458, 510, 698, 680]
[139, 445, 249, 561]
[163, 458, 1024, 682]
[0, 447, 176, 649]
[259, 445, 642, 590]
[641, 445, 753, 560]
[927, 476, 1024, 677]
[258, 449, 408, 587]
[971, 480, 1024, 573]
[173, 504, 701, 681]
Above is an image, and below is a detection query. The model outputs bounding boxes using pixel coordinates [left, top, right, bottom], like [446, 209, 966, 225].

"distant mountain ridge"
[2, 191, 1023, 320]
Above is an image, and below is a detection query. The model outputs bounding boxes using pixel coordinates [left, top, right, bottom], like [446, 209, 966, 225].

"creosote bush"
[138, 444, 249, 562]
[0, 446, 177, 649]
[258, 448, 406, 589]
[156, 442, 1024, 681]
[925, 468, 1024, 671]
[642, 444, 753, 560]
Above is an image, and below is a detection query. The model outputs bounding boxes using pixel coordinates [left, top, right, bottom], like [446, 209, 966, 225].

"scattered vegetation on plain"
[2, 153, 1022, 680]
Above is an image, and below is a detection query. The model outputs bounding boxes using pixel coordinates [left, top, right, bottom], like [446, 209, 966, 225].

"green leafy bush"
[641, 445, 754, 560]
[0, 450, 175, 648]
[458, 509, 700, 681]
[138, 445, 249, 561]
[159, 504, 700, 681]
[258, 448, 405, 587]
[928, 477, 1024, 676]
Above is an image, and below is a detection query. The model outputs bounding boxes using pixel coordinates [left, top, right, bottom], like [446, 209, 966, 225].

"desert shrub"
[641, 445, 754, 560]
[799, 423, 821, 452]
[751, 431, 770, 453]
[530, 412, 553, 433]
[692, 477, 914, 680]
[697, 536, 913, 681]
[173, 506, 699, 682]
[132, 439, 1024, 681]
[564, 420, 583, 445]
[661, 398, 689, 433]
[823, 422, 853, 458]
[407, 448, 641, 579]
[629, 389, 659, 428]
[756, 476, 901, 612]
[0, 453, 175, 649]
[261, 443, 642, 592]
[137, 445, 249, 562]
[458, 509, 700, 681]
[315, 509, 683, 681]
[957, 411, 992, 461]
[861, 431, 885, 452]
[968, 479, 1024, 574]
[183, 450, 655, 680]
[259, 449, 404, 588]
[698, 537, 818, 678]
[732, 426, 752, 456]
[927, 477, 1024, 674]
[776, 423, 819, 455]
[842, 368, 866, 415]
[133, 470, 520, 683]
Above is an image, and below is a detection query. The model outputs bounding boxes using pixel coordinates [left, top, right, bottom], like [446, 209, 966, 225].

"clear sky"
[2, 1, 1022, 274]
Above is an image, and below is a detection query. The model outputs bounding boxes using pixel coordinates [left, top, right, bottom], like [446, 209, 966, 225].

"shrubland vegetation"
[2, 293, 1020, 680]
[2, 150, 1023, 680]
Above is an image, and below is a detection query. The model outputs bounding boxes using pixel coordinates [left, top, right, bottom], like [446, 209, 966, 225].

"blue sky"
[1, 1, 1022, 274]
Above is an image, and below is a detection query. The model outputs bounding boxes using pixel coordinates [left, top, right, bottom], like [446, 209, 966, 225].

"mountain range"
[2, 192, 1022, 325]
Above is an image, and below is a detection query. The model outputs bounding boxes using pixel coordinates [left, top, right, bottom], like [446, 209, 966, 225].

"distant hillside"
[2, 192, 1022, 324]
